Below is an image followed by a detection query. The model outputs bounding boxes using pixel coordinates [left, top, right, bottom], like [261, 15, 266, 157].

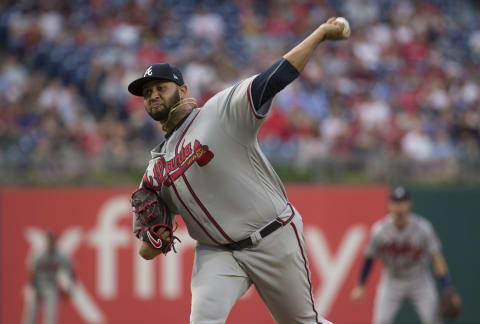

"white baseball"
[335, 17, 351, 38]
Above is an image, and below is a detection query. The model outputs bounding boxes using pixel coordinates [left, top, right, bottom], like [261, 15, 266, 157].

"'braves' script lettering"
[379, 242, 423, 259]
[143, 140, 214, 190]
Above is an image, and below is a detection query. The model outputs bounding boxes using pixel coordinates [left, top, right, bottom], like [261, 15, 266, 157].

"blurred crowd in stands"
[1, 0, 480, 184]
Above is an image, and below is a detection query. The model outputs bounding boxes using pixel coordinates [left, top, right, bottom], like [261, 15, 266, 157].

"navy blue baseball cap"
[390, 186, 410, 201]
[128, 63, 184, 96]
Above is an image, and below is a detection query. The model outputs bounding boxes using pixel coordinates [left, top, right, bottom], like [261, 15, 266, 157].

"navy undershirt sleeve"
[250, 58, 300, 114]
[359, 258, 374, 285]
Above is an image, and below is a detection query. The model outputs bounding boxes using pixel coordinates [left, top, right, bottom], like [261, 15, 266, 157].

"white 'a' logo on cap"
[173, 73, 179, 80]
[395, 187, 405, 196]
[144, 66, 153, 77]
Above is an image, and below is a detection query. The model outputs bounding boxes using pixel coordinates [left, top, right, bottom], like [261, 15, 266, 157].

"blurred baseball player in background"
[351, 187, 461, 324]
[128, 17, 350, 324]
[24, 231, 76, 324]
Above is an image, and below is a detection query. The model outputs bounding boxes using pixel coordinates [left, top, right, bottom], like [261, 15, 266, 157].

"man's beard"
[148, 88, 181, 122]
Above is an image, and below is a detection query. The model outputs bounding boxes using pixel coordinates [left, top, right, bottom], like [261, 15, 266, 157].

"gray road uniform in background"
[133, 59, 331, 324]
[25, 250, 74, 324]
[365, 213, 442, 324]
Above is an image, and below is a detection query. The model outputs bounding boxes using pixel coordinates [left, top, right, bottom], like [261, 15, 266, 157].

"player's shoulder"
[199, 84, 232, 115]
[409, 214, 437, 239]
[203, 75, 257, 109]
[56, 251, 72, 264]
[370, 216, 390, 235]
[412, 213, 435, 231]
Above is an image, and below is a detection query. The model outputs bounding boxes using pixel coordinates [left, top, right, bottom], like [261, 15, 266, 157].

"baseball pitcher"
[351, 187, 461, 324]
[128, 17, 350, 324]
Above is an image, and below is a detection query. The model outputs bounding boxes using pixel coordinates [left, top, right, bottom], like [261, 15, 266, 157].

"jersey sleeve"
[210, 59, 299, 144]
[364, 223, 382, 258]
[422, 219, 441, 255]
[214, 75, 273, 144]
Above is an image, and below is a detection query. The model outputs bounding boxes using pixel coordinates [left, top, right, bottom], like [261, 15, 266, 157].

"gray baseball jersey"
[365, 213, 441, 279]
[31, 251, 73, 286]
[137, 75, 292, 245]
[365, 214, 442, 324]
[135, 76, 331, 324]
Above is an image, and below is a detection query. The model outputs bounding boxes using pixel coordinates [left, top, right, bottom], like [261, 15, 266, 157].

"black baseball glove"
[131, 187, 178, 254]
[439, 286, 461, 319]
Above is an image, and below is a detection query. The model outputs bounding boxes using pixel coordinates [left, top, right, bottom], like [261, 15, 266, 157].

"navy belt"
[222, 219, 283, 251]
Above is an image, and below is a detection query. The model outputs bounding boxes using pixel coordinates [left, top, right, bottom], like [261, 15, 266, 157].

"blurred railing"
[2, 150, 479, 185]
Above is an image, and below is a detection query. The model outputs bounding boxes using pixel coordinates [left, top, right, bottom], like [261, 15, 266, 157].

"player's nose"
[151, 88, 161, 100]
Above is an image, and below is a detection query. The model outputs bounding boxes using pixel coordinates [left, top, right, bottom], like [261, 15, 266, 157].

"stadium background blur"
[1, 0, 480, 185]
[0, 0, 479, 323]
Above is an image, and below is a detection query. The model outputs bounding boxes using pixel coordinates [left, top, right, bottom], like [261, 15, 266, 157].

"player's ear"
[179, 84, 188, 99]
